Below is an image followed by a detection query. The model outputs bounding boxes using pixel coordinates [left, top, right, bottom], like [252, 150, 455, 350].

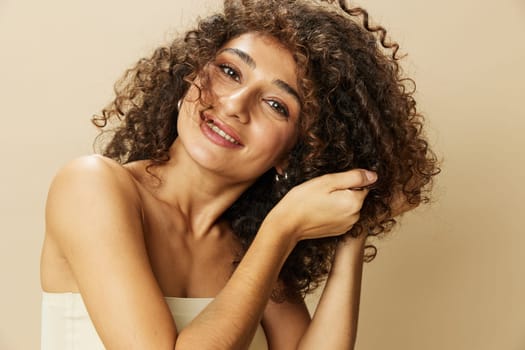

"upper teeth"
[207, 121, 239, 144]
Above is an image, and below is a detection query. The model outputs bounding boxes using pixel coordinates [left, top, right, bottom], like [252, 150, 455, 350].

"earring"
[275, 171, 289, 182]
[177, 99, 182, 111]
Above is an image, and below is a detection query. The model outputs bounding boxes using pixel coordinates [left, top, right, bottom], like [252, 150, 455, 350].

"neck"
[142, 139, 256, 238]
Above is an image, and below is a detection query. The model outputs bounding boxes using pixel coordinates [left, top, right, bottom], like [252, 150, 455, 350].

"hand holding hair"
[267, 169, 378, 242]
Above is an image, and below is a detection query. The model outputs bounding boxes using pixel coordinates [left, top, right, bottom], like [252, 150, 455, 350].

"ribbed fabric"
[41, 292, 268, 349]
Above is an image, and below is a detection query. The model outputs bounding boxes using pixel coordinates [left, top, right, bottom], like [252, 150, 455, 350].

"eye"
[219, 64, 241, 82]
[266, 99, 289, 117]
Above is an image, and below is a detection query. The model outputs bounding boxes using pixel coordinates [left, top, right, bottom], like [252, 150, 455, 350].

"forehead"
[219, 32, 299, 90]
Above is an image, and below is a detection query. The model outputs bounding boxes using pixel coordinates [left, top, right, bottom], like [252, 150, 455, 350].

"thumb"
[324, 169, 377, 191]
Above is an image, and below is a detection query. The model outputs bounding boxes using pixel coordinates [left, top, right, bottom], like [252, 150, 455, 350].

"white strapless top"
[41, 292, 268, 349]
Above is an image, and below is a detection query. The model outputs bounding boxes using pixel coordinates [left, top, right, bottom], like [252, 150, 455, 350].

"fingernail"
[365, 171, 377, 182]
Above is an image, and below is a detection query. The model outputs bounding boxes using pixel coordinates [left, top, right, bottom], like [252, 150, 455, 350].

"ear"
[274, 158, 288, 175]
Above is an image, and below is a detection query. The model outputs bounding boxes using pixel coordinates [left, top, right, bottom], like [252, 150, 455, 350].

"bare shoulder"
[45, 154, 143, 246]
[48, 154, 140, 210]
[49, 154, 139, 198]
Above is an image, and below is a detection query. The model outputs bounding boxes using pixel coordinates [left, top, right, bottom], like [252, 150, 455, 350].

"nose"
[216, 86, 253, 124]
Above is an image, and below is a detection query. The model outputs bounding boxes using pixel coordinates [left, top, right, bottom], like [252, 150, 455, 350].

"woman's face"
[177, 32, 301, 183]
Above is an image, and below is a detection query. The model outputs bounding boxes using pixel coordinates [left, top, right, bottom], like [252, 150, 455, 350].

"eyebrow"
[218, 48, 256, 69]
[217, 47, 302, 106]
[272, 79, 301, 106]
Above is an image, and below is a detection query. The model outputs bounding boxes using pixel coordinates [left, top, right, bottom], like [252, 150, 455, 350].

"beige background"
[1, 0, 524, 349]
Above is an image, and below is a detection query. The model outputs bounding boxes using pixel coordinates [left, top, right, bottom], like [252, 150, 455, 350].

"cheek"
[256, 124, 297, 159]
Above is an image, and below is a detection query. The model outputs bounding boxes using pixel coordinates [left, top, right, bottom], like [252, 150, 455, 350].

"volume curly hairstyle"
[93, 0, 440, 301]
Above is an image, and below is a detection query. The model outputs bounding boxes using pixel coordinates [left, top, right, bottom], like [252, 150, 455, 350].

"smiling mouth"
[204, 119, 241, 145]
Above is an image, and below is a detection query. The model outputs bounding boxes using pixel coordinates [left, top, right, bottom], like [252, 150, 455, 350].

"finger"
[324, 169, 377, 191]
[346, 189, 369, 212]
[331, 186, 369, 212]
[349, 184, 375, 191]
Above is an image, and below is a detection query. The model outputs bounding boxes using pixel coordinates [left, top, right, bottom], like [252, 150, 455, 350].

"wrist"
[258, 214, 298, 256]
[334, 234, 366, 264]
[338, 231, 367, 248]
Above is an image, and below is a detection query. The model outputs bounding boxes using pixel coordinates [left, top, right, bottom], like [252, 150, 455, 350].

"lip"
[200, 111, 244, 148]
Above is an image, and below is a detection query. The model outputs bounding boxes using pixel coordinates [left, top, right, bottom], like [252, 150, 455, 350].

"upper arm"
[45, 155, 176, 349]
[261, 296, 311, 350]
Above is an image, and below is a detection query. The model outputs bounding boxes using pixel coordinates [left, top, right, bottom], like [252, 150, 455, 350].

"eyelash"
[265, 99, 289, 117]
[217, 63, 290, 118]
[219, 63, 241, 82]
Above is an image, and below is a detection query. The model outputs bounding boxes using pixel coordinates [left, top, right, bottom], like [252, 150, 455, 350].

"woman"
[40, 0, 439, 349]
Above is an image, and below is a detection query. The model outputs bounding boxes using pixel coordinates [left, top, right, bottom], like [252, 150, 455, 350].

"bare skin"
[41, 33, 379, 349]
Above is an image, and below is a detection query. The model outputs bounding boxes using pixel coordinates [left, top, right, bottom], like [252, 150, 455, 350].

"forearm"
[298, 236, 366, 350]
[176, 220, 296, 350]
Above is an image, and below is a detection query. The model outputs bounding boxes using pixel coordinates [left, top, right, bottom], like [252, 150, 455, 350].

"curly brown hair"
[93, 0, 440, 301]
